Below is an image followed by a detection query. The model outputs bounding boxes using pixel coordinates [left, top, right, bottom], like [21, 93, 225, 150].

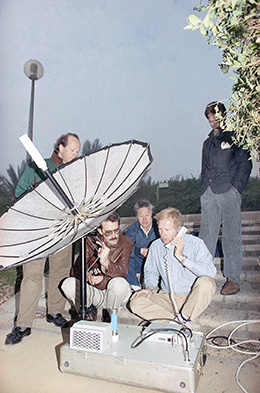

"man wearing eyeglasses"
[61, 212, 133, 320]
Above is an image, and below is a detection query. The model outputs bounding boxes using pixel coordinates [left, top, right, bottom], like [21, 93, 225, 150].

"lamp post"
[24, 59, 44, 164]
[157, 182, 169, 201]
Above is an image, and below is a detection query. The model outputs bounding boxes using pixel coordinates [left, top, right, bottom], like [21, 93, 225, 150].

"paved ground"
[0, 289, 259, 393]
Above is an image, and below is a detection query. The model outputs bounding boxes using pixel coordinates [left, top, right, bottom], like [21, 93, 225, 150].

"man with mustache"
[61, 212, 133, 320]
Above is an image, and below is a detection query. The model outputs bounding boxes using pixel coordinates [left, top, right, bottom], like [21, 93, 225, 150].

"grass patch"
[0, 266, 23, 292]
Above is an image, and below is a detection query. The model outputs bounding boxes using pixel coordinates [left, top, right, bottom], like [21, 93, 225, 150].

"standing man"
[199, 102, 252, 295]
[126, 199, 159, 291]
[61, 212, 133, 320]
[130, 208, 216, 325]
[5, 133, 81, 345]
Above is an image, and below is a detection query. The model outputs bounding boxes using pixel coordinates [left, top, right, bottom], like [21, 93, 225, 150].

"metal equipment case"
[60, 323, 206, 393]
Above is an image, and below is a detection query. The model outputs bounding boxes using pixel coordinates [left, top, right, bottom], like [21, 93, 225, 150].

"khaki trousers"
[61, 276, 132, 313]
[130, 276, 216, 322]
[17, 245, 72, 327]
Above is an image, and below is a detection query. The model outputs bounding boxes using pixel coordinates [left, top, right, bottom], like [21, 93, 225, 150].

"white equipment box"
[70, 320, 112, 353]
[60, 322, 206, 393]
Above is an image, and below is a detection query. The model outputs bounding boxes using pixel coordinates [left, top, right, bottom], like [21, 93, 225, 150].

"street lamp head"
[24, 59, 44, 81]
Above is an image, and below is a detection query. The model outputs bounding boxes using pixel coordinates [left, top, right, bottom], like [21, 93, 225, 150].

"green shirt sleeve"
[15, 158, 58, 198]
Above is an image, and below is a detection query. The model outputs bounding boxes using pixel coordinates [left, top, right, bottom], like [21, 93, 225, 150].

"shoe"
[220, 280, 240, 295]
[46, 313, 69, 328]
[102, 309, 111, 323]
[5, 327, 31, 345]
[85, 305, 98, 322]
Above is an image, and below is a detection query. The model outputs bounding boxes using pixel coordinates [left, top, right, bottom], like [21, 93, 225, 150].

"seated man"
[61, 212, 133, 320]
[126, 199, 159, 291]
[130, 207, 216, 326]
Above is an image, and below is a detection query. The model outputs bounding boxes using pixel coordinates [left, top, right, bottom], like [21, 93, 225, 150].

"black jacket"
[200, 130, 252, 195]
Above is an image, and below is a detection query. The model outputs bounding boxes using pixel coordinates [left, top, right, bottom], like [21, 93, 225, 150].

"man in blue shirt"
[130, 207, 216, 324]
[126, 199, 159, 291]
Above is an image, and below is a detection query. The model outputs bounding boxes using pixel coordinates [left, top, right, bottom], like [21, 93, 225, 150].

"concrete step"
[216, 261, 260, 271]
[243, 244, 260, 252]
[240, 258, 260, 270]
[185, 227, 260, 237]
[213, 257, 260, 273]
[241, 219, 260, 227]
[241, 227, 260, 234]
[243, 249, 260, 258]
[211, 288, 260, 309]
[242, 235, 260, 245]
[215, 270, 260, 283]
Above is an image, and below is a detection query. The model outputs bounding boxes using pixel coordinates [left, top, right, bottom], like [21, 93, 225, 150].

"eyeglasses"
[103, 228, 120, 237]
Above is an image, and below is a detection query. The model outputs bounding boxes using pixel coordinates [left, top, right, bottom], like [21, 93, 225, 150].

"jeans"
[126, 258, 143, 287]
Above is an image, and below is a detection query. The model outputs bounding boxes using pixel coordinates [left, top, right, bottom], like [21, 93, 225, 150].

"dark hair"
[53, 133, 80, 153]
[102, 212, 120, 227]
[134, 199, 155, 215]
[204, 102, 226, 119]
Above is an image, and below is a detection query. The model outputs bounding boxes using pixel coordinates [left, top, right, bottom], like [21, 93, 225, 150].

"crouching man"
[61, 212, 133, 320]
[130, 207, 216, 325]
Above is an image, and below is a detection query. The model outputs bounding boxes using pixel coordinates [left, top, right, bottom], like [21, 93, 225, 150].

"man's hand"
[99, 245, 110, 272]
[170, 233, 185, 262]
[86, 270, 104, 286]
[140, 248, 149, 257]
[131, 286, 153, 300]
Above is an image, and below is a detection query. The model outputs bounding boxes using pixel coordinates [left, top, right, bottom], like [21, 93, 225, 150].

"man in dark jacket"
[61, 212, 133, 319]
[199, 102, 252, 295]
[126, 199, 159, 291]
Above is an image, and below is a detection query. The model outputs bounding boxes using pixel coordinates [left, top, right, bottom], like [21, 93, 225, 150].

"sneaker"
[220, 280, 240, 295]
[46, 313, 69, 328]
[5, 327, 31, 345]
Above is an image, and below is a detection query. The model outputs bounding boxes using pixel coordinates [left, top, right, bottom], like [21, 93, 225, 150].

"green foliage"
[117, 170, 155, 216]
[185, 0, 260, 158]
[118, 174, 201, 216]
[241, 176, 260, 211]
[0, 160, 26, 202]
[118, 174, 260, 216]
[0, 266, 23, 292]
[0, 200, 12, 215]
[82, 138, 103, 156]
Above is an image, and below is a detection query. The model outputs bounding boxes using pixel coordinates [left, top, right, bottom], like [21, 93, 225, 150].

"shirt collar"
[141, 223, 152, 237]
[51, 151, 63, 166]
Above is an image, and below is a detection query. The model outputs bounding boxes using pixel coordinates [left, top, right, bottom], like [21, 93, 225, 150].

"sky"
[0, 0, 257, 182]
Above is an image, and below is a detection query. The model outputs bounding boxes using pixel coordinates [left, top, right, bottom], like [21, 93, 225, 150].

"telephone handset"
[165, 226, 188, 249]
